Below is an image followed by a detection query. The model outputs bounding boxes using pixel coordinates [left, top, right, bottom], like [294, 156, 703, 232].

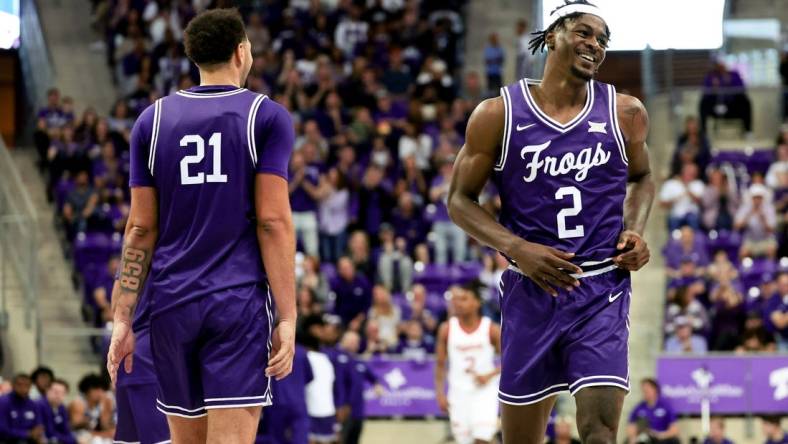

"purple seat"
[73, 232, 111, 275]
[739, 258, 777, 289]
[320, 263, 337, 282]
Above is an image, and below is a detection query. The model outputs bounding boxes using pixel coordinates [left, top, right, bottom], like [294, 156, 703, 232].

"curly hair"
[528, 0, 611, 55]
[184, 8, 247, 66]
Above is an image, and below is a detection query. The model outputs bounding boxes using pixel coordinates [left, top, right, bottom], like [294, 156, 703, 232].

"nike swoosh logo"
[608, 291, 624, 303]
[516, 123, 536, 131]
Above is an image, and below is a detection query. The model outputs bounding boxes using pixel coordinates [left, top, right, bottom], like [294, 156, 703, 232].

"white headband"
[546, 3, 607, 30]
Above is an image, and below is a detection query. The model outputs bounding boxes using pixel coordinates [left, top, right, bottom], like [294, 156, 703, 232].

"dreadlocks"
[528, 0, 611, 55]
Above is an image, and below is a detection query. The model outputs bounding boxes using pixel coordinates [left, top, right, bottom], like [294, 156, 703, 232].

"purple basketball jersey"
[129, 85, 294, 315]
[493, 79, 628, 262]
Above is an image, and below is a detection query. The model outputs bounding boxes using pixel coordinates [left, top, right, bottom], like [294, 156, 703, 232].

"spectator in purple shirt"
[762, 415, 788, 444]
[703, 417, 735, 444]
[699, 60, 752, 135]
[331, 257, 372, 328]
[290, 150, 321, 257]
[37, 379, 76, 444]
[626, 378, 679, 444]
[356, 165, 394, 238]
[390, 191, 427, 252]
[664, 226, 709, 277]
[34, 88, 66, 169]
[767, 272, 788, 351]
[337, 331, 383, 444]
[259, 344, 313, 444]
[397, 319, 434, 361]
[36, 88, 66, 130]
[430, 159, 466, 264]
[0, 374, 45, 444]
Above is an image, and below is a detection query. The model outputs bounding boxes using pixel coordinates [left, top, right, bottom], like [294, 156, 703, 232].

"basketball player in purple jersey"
[106, 8, 297, 444]
[113, 284, 170, 444]
[448, 1, 655, 442]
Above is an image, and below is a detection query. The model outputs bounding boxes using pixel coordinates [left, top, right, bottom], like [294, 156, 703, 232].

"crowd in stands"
[0, 366, 114, 443]
[659, 114, 788, 355]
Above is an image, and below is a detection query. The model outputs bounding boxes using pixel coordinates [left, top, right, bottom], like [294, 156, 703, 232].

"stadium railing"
[0, 138, 40, 360]
[18, 0, 55, 125]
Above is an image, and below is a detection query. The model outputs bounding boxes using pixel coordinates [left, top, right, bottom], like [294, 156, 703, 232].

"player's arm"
[110, 188, 157, 326]
[256, 174, 297, 380]
[255, 101, 298, 380]
[434, 321, 450, 412]
[447, 98, 581, 296]
[613, 94, 655, 272]
[474, 322, 502, 387]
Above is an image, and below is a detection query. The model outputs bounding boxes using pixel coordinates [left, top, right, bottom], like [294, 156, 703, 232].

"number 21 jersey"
[129, 85, 294, 315]
[492, 79, 628, 263]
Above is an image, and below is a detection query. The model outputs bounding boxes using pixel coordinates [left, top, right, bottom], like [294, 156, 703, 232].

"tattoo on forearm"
[119, 246, 149, 293]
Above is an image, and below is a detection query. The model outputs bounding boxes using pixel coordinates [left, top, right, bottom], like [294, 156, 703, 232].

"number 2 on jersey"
[555, 186, 584, 239]
[180, 132, 227, 185]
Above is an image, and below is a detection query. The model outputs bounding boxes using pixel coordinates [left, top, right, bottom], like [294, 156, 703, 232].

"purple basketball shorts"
[115, 381, 171, 444]
[497, 266, 631, 405]
[150, 283, 273, 417]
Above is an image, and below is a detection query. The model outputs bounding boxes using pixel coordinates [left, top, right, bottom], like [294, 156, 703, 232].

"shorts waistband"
[507, 258, 617, 279]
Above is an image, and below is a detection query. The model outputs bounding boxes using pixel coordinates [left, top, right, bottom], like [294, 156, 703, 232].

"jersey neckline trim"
[176, 87, 247, 98]
[520, 78, 594, 133]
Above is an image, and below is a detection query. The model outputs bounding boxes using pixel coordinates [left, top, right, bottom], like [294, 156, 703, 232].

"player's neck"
[538, 63, 588, 108]
[198, 70, 242, 88]
[457, 315, 481, 331]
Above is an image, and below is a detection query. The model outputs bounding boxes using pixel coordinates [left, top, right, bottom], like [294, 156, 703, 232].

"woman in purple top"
[626, 379, 679, 444]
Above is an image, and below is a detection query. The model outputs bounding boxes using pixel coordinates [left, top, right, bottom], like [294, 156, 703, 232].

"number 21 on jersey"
[180, 132, 227, 185]
[556, 186, 584, 239]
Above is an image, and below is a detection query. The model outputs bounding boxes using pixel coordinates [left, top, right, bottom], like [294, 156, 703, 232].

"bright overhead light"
[541, 0, 725, 51]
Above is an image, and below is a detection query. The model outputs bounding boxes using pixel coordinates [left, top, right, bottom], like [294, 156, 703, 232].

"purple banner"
[657, 355, 788, 414]
[363, 358, 445, 417]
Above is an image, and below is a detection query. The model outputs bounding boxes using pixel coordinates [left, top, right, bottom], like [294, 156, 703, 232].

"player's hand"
[473, 373, 493, 387]
[267, 319, 296, 380]
[373, 383, 385, 397]
[336, 405, 351, 423]
[509, 239, 582, 296]
[30, 424, 44, 444]
[437, 392, 449, 413]
[614, 230, 650, 271]
[107, 319, 135, 386]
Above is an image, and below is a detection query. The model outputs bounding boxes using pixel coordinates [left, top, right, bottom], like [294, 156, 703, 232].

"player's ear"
[546, 30, 557, 51]
[235, 42, 245, 67]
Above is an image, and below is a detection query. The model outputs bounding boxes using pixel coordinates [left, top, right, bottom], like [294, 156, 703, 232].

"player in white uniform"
[435, 282, 502, 444]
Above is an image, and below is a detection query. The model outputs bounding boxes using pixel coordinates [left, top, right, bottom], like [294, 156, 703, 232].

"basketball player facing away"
[447, 1, 655, 443]
[113, 284, 170, 444]
[106, 8, 297, 444]
[435, 283, 502, 444]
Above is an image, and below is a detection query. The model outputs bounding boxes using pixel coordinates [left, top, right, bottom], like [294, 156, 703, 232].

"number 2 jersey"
[129, 85, 294, 316]
[492, 78, 628, 263]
